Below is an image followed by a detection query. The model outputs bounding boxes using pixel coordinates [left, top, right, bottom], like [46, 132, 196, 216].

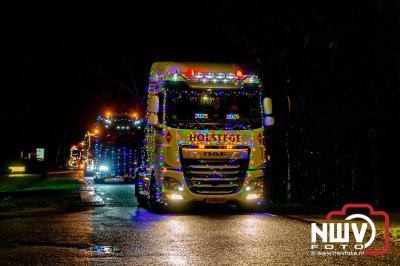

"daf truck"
[92, 113, 143, 183]
[136, 62, 274, 211]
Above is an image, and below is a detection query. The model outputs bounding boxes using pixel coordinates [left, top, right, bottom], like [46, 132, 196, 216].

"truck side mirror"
[148, 113, 159, 126]
[263, 97, 272, 115]
[264, 116, 274, 126]
[149, 96, 159, 113]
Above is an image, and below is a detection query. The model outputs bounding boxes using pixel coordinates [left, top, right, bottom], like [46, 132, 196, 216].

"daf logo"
[203, 151, 227, 156]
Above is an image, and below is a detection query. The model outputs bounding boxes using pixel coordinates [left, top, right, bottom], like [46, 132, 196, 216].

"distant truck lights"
[103, 111, 139, 118]
[98, 111, 142, 130]
[78, 111, 144, 182]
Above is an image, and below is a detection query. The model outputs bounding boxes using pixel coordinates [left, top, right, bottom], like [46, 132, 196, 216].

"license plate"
[205, 198, 227, 204]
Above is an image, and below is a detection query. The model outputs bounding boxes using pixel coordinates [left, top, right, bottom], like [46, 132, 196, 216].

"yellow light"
[94, 129, 99, 134]
[246, 193, 261, 200]
[105, 111, 112, 117]
[199, 144, 205, 149]
[201, 96, 209, 103]
[226, 145, 233, 149]
[167, 194, 183, 200]
[9, 166, 26, 173]
[132, 112, 138, 117]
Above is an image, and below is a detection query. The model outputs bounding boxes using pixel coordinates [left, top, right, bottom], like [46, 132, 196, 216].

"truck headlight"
[164, 177, 184, 191]
[99, 165, 109, 172]
[167, 194, 183, 200]
[246, 193, 261, 200]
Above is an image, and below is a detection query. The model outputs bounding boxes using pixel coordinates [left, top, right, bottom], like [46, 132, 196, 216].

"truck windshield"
[165, 87, 262, 129]
[103, 130, 142, 147]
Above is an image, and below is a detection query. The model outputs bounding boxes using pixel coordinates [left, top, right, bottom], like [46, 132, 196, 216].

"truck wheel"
[150, 199, 165, 213]
[135, 178, 147, 207]
[149, 178, 166, 213]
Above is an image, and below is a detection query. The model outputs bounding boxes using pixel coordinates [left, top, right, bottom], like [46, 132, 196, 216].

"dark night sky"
[2, 1, 400, 205]
[2, 1, 295, 158]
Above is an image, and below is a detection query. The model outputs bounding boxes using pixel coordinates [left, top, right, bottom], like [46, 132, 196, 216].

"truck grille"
[180, 148, 250, 195]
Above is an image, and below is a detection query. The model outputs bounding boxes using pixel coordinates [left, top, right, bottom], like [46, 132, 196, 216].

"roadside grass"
[0, 173, 79, 193]
[0, 173, 82, 213]
[390, 227, 400, 243]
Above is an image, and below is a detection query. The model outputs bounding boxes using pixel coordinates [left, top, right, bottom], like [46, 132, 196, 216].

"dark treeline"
[262, 1, 400, 208]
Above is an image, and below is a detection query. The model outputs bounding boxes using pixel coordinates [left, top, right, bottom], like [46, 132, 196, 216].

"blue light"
[99, 165, 109, 171]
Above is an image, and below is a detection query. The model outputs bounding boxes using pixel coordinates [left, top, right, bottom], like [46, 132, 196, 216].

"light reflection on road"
[168, 219, 187, 234]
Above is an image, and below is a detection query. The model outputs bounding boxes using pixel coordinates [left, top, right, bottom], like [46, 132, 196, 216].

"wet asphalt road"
[0, 176, 399, 265]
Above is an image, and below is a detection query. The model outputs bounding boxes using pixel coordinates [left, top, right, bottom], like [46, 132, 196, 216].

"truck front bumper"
[160, 169, 265, 205]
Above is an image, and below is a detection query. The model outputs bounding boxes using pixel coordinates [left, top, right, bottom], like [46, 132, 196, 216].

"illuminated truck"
[92, 112, 143, 183]
[136, 62, 274, 211]
[81, 131, 96, 176]
[69, 143, 83, 169]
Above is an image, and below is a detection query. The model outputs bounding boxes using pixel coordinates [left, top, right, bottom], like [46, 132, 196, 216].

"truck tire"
[149, 177, 166, 213]
[135, 177, 147, 207]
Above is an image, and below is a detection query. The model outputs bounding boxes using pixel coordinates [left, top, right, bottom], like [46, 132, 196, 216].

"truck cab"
[93, 113, 143, 183]
[136, 62, 274, 211]
[69, 144, 83, 169]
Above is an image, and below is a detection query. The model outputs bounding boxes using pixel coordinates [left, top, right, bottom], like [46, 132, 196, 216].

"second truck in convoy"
[136, 62, 274, 211]
[83, 112, 143, 183]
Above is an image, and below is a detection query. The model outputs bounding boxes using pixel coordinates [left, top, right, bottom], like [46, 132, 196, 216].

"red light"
[235, 69, 243, 79]
[185, 68, 195, 77]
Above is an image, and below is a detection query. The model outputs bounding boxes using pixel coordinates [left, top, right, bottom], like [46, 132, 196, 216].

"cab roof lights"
[150, 62, 260, 85]
[185, 69, 244, 79]
[151, 62, 241, 74]
[235, 69, 243, 79]
[185, 68, 195, 77]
